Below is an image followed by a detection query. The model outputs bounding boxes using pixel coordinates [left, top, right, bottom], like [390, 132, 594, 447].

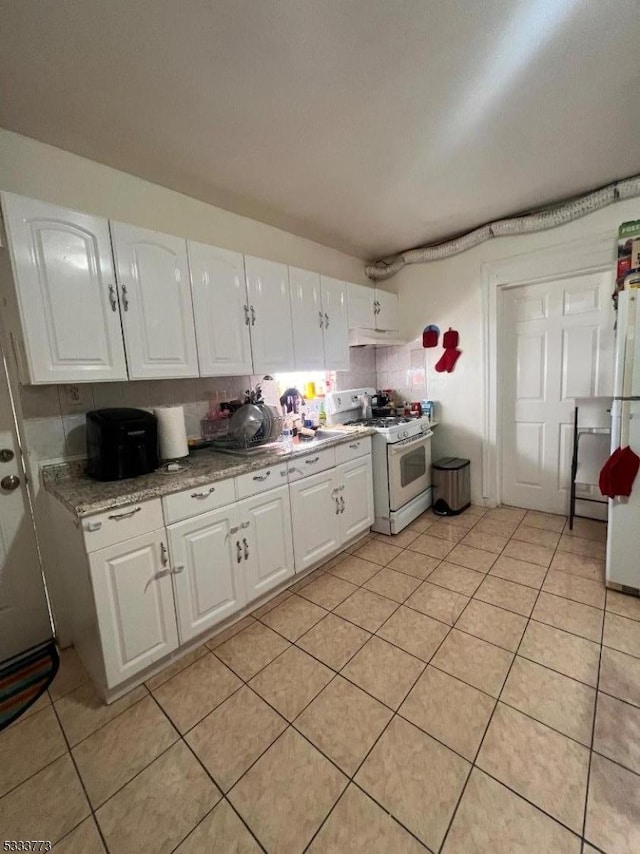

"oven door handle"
[388, 431, 433, 454]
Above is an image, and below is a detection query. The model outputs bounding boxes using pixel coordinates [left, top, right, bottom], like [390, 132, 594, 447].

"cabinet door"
[1, 193, 127, 383]
[348, 282, 375, 330]
[240, 485, 294, 601]
[338, 456, 374, 543]
[188, 241, 253, 376]
[321, 276, 350, 371]
[289, 470, 341, 573]
[168, 505, 245, 643]
[375, 289, 399, 331]
[289, 266, 324, 370]
[88, 530, 178, 688]
[111, 222, 198, 378]
[245, 256, 294, 373]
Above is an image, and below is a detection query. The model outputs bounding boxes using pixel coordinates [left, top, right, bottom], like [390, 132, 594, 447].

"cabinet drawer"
[235, 462, 288, 500]
[335, 436, 371, 465]
[81, 499, 163, 552]
[162, 478, 236, 525]
[287, 446, 336, 482]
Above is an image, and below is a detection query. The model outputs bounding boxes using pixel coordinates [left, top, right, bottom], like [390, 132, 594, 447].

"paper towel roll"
[154, 406, 188, 460]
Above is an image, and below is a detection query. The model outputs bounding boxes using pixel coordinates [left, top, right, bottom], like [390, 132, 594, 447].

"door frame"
[481, 231, 615, 507]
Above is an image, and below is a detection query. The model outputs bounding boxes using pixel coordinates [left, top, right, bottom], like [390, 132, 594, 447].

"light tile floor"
[2, 506, 639, 852]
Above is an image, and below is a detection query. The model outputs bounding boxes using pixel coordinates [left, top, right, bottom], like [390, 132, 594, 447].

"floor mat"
[0, 640, 59, 731]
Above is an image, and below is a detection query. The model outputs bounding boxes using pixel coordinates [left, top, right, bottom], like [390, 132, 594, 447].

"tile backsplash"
[18, 344, 426, 467]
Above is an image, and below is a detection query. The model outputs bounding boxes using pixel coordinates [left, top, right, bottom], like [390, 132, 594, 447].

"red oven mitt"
[609, 446, 640, 497]
[435, 327, 462, 373]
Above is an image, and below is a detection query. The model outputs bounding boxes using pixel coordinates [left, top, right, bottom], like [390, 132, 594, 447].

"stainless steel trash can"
[432, 457, 470, 516]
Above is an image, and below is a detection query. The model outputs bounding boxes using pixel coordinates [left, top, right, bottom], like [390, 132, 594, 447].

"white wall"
[0, 129, 370, 284]
[395, 198, 640, 504]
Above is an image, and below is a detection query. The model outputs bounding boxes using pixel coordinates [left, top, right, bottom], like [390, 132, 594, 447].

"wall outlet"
[60, 383, 94, 413]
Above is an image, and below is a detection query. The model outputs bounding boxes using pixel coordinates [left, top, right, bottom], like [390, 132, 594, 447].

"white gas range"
[326, 388, 434, 534]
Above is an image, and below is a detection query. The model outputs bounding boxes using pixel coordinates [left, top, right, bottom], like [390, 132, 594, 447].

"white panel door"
[168, 504, 244, 643]
[338, 456, 374, 542]
[502, 272, 614, 513]
[188, 241, 253, 376]
[0, 355, 51, 662]
[289, 266, 325, 370]
[289, 469, 341, 572]
[375, 290, 399, 331]
[1, 193, 127, 383]
[348, 282, 375, 329]
[111, 222, 198, 379]
[89, 530, 178, 687]
[245, 256, 294, 373]
[321, 276, 350, 371]
[240, 485, 294, 601]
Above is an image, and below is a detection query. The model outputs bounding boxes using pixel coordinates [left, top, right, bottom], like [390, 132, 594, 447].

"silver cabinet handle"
[191, 486, 216, 498]
[108, 506, 141, 520]
[253, 471, 271, 482]
[243, 537, 249, 560]
[349, 443, 360, 449]
[236, 541, 242, 564]
[324, 312, 330, 329]
[318, 311, 324, 329]
[86, 520, 102, 532]
[335, 497, 340, 515]
[160, 542, 169, 567]
[250, 305, 256, 325]
[108, 284, 118, 312]
[240, 521, 250, 529]
[172, 565, 184, 575]
[305, 456, 320, 464]
[121, 284, 129, 311]
[243, 304, 250, 326]
[340, 496, 346, 514]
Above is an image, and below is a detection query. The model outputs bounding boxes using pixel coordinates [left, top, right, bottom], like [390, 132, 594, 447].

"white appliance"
[326, 388, 434, 534]
[607, 289, 640, 591]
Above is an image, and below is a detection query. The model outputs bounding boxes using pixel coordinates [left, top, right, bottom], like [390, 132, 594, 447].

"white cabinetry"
[289, 448, 374, 573]
[244, 256, 294, 373]
[167, 504, 245, 643]
[110, 222, 199, 379]
[348, 282, 398, 331]
[289, 469, 342, 572]
[320, 275, 350, 370]
[88, 529, 179, 688]
[1, 193, 128, 384]
[339, 456, 374, 542]
[188, 242, 253, 376]
[289, 268, 349, 371]
[240, 485, 294, 600]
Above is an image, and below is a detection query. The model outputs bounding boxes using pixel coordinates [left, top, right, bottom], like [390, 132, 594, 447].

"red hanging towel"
[599, 447, 622, 499]
[608, 445, 640, 497]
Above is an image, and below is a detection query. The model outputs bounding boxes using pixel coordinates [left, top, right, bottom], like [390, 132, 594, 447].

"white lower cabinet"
[240, 485, 295, 600]
[88, 529, 179, 689]
[289, 469, 342, 572]
[167, 504, 245, 644]
[339, 456, 374, 542]
[289, 455, 374, 573]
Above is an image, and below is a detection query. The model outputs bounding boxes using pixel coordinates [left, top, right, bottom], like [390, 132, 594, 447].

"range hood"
[349, 328, 408, 347]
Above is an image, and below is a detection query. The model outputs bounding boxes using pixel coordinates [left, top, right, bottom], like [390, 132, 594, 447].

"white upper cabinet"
[290, 266, 325, 371]
[188, 241, 253, 376]
[1, 193, 128, 384]
[320, 275, 349, 371]
[375, 289, 399, 331]
[110, 222, 199, 379]
[244, 256, 294, 374]
[348, 282, 376, 330]
[347, 282, 399, 332]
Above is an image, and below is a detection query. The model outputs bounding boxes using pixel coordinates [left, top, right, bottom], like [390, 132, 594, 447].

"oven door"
[387, 432, 432, 512]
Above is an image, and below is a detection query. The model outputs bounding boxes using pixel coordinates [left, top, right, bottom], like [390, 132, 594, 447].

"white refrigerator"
[607, 289, 640, 590]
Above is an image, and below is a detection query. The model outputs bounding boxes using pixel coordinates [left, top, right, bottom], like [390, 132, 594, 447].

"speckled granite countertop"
[43, 427, 377, 518]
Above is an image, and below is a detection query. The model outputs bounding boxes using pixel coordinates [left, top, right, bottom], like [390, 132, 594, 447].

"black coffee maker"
[86, 409, 159, 481]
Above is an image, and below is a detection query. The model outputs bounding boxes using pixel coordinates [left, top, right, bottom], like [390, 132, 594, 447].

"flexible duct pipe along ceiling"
[365, 174, 640, 281]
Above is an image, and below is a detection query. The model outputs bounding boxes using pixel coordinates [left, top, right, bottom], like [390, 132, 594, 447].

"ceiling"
[1, 0, 639, 260]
